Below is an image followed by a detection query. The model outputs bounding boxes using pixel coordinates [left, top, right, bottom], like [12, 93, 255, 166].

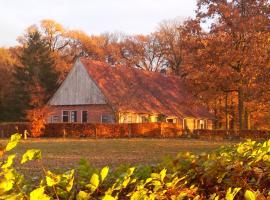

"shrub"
[0, 134, 269, 199]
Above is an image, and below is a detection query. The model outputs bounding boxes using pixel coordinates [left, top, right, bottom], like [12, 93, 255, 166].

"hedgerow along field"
[0, 134, 269, 199]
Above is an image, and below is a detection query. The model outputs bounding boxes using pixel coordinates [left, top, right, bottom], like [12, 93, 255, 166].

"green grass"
[0, 138, 236, 175]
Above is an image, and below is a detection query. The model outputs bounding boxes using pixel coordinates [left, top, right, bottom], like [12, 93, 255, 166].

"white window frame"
[62, 110, 69, 123]
[70, 110, 78, 123]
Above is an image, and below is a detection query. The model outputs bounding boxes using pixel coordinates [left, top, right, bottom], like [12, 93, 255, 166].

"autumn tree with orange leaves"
[12, 28, 59, 136]
[184, 0, 270, 130]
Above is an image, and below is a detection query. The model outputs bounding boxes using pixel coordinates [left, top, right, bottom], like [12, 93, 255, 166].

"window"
[141, 116, 148, 123]
[51, 115, 59, 123]
[101, 115, 112, 123]
[167, 119, 174, 123]
[183, 119, 187, 130]
[62, 111, 69, 122]
[82, 111, 88, 123]
[150, 116, 158, 122]
[199, 120, 205, 129]
[71, 111, 77, 122]
[127, 115, 132, 123]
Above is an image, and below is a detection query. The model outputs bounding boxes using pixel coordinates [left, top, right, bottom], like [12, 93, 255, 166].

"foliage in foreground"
[0, 134, 269, 199]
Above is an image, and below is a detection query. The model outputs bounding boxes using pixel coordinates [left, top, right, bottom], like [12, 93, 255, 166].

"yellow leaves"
[1, 154, 16, 169]
[76, 191, 90, 200]
[225, 188, 241, 200]
[30, 187, 51, 200]
[100, 166, 109, 182]
[21, 149, 42, 164]
[46, 171, 61, 187]
[87, 173, 100, 192]
[40, 19, 64, 34]
[244, 190, 256, 200]
[102, 194, 116, 200]
[5, 133, 21, 152]
[0, 179, 14, 194]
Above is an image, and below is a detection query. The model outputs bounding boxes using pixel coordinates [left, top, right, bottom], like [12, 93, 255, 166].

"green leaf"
[244, 190, 256, 200]
[30, 187, 50, 200]
[5, 134, 21, 152]
[21, 149, 42, 164]
[62, 169, 75, 192]
[76, 191, 90, 200]
[2, 154, 16, 169]
[46, 171, 61, 187]
[100, 166, 109, 182]
[127, 167, 135, 176]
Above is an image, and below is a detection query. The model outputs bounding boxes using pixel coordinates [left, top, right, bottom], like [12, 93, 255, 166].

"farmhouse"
[47, 58, 213, 130]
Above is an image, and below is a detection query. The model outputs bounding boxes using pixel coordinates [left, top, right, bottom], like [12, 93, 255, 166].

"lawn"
[0, 138, 236, 175]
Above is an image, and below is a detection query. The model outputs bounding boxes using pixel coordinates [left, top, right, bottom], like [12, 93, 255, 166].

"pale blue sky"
[0, 0, 197, 46]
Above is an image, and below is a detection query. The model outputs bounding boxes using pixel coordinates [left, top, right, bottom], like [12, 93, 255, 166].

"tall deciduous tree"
[155, 19, 187, 75]
[0, 48, 17, 121]
[119, 34, 167, 71]
[194, 0, 270, 130]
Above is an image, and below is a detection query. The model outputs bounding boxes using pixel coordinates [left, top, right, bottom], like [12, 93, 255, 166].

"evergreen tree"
[12, 29, 59, 121]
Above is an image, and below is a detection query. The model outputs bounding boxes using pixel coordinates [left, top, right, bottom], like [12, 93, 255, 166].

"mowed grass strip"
[0, 138, 235, 174]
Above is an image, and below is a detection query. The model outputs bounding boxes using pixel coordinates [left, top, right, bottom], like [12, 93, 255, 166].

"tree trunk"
[225, 92, 229, 131]
[231, 98, 236, 131]
[244, 109, 251, 130]
[238, 87, 244, 130]
[213, 100, 218, 129]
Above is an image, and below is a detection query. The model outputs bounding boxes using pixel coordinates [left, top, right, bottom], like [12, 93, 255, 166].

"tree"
[120, 34, 167, 72]
[12, 27, 59, 121]
[0, 48, 18, 121]
[193, 0, 270, 130]
[155, 19, 187, 75]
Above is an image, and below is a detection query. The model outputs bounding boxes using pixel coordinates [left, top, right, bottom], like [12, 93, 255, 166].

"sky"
[0, 0, 197, 47]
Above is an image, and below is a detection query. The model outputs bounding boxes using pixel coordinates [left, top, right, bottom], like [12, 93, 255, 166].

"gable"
[49, 60, 107, 105]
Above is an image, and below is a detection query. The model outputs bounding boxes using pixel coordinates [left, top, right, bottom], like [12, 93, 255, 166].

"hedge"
[0, 122, 183, 138]
[0, 122, 269, 140]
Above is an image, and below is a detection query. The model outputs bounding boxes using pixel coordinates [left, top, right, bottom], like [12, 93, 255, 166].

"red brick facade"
[47, 104, 115, 123]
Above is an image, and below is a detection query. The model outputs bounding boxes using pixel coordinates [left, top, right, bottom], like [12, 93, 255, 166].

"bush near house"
[0, 133, 269, 199]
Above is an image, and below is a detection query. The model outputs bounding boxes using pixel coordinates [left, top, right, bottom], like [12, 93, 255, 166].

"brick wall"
[47, 104, 115, 123]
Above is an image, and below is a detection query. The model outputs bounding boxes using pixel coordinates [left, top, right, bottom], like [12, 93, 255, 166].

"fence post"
[63, 128, 66, 138]
[159, 122, 164, 138]
[95, 124, 98, 139]
[128, 124, 131, 138]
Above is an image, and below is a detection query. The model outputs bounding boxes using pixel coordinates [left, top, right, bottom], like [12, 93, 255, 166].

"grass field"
[0, 138, 236, 175]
